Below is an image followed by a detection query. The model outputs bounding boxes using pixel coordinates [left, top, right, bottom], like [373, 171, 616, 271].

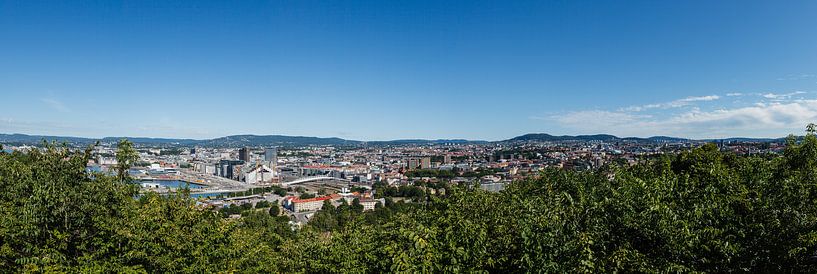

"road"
[175, 169, 253, 194]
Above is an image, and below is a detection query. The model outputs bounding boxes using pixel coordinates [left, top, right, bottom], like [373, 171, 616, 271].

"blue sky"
[1, 1, 817, 140]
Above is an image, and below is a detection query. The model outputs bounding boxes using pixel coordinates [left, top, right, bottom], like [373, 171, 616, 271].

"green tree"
[115, 139, 138, 182]
[351, 198, 364, 213]
[0, 143, 138, 271]
[322, 199, 335, 212]
[255, 200, 271, 208]
[269, 203, 280, 216]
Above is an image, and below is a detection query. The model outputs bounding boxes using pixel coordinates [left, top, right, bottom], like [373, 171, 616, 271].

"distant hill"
[0, 134, 202, 146]
[99, 137, 200, 145]
[0, 133, 485, 147]
[0, 133, 97, 145]
[0, 133, 358, 147]
[507, 133, 692, 143]
[363, 139, 488, 146]
[505, 133, 793, 144]
[704, 137, 787, 143]
[1, 132, 788, 148]
[646, 136, 691, 142]
[508, 133, 621, 142]
[198, 135, 360, 147]
[633, 136, 692, 143]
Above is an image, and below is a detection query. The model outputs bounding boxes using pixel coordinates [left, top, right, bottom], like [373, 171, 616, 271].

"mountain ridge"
[0, 132, 785, 147]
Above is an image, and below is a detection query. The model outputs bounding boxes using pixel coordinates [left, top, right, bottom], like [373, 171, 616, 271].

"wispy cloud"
[132, 117, 216, 138]
[40, 98, 71, 113]
[0, 117, 84, 135]
[621, 95, 720, 112]
[0, 116, 216, 139]
[726, 92, 743, 97]
[552, 110, 644, 126]
[776, 74, 816, 81]
[761, 91, 806, 100]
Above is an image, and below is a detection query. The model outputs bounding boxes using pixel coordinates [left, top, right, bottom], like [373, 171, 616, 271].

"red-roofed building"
[283, 194, 341, 212]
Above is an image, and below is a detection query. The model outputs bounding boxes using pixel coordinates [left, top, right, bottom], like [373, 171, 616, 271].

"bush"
[255, 200, 271, 208]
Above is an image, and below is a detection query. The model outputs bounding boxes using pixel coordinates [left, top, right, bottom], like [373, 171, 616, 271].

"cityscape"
[0, 132, 787, 227]
[3, 0, 817, 272]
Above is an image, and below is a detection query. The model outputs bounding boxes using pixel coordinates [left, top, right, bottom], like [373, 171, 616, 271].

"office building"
[264, 147, 278, 163]
[217, 159, 245, 180]
[239, 147, 250, 162]
[407, 157, 431, 170]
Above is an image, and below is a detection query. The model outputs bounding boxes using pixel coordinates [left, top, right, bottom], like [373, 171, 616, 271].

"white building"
[243, 164, 276, 184]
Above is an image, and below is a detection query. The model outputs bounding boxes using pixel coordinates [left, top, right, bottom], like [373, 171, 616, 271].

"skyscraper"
[264, 147, 278, 163]
[239, 147, 250, 162]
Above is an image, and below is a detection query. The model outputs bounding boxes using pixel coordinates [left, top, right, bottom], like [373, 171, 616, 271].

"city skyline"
[2, 1, 817, 140]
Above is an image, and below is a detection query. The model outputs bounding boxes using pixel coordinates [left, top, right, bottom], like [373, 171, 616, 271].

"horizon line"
[0, 131, 795, 143]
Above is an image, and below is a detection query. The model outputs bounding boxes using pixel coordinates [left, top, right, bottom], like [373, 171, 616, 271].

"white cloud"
[552, 100, 817, 138]
[679, 95, 720, 102]
[621, 95, 720, 112]
[40, 98, 71, 113]
[668, 102, 816, 128]
[761, 91, 806, 100]
[726, 92, 743, 96]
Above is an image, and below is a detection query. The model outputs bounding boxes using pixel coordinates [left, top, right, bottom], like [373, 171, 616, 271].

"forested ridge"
[3, 128, 817, 273]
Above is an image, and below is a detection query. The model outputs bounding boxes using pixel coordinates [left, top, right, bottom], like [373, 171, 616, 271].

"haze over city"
[2, 0, 816, 140]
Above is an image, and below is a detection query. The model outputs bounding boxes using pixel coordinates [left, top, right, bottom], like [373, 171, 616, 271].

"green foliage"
[224, 185, 286, 198]
[115, 139, 138, 182]
[239, 203, 253, 211]
[255, 200, 271, 208]
[268, 203, 280, 216]
[349, 186, 368, 193]
[218, 204, 244, 217]
[376, 184, 425, 200]
[0, 144, 139, 271]
[0, 140, 297, 271]
[272, 186, 287, 196]
[159, 148, 183, 156]
[351, 198, 364, 213]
